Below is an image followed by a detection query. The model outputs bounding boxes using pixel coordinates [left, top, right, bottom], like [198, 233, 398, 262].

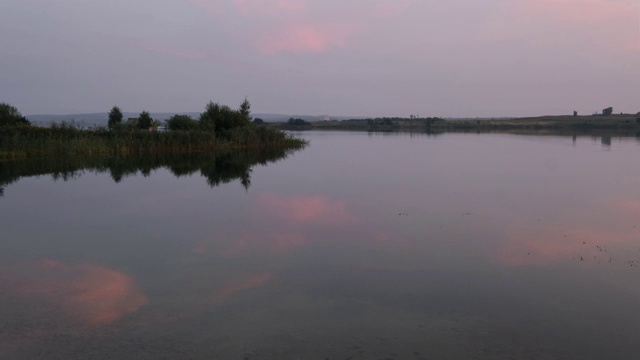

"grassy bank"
[271, 113, 640, 132]
[0, 124, 307, 160]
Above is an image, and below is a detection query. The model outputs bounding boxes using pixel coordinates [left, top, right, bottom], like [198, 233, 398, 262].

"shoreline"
[272, 114, 640, 132]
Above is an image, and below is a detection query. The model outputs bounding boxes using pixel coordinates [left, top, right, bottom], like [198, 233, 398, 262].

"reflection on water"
[213, 272, 274, 302]
[0, 147, 299, 196]
[2, 131, 640, 359]
[1, 260, 148, 326]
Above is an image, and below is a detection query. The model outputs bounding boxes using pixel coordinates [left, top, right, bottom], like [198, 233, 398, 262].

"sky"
[0, 0, 639, 117]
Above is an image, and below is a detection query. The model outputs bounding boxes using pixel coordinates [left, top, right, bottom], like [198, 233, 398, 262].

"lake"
[2, 131, 640, 359]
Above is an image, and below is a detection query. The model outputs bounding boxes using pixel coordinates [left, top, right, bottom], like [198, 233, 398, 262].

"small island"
[0, 100, 307, 160]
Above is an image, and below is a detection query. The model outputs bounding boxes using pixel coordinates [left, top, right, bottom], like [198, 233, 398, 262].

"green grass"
[0, 124, 307, 160]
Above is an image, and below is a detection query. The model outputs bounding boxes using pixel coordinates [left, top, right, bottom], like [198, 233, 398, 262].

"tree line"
[107, 98, 257, 136]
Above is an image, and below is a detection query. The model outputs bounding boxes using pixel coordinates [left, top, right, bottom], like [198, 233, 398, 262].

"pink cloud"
[616, 199, 640, 212]
[626, 41, 640, 52]
[257, 23, 354, 55]
[185, 0, 227, 15]
[232, 0, 306, 15]
[1, 260, 148, 326]
[520, 0, 637, 23]
[505, 0, 640, 54]
[371, 0, 416, 17]
[140, 41, 206, 60]
[185, 0, 415, 54]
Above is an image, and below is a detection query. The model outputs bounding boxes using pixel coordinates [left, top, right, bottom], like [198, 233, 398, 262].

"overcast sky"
[1, 0, 638, 117]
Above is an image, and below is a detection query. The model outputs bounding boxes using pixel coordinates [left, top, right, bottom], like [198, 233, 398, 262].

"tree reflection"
[0, 148, 300, 196]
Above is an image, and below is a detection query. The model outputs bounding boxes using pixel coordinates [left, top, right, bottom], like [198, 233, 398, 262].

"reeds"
[0, 123, 307, 160]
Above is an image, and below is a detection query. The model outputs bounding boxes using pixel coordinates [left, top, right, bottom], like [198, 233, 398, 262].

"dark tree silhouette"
[108, 106, 123, 129]
[138, 111, 153, 130]
[0, 103, 30, 127]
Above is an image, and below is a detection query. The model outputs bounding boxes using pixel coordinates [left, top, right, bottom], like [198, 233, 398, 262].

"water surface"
[1, 132, 640, 359]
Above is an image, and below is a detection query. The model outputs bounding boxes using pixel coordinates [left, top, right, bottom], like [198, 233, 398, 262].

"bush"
[288, 118, 309, 125]
[0, 103, 30, 127]
[166, 114, 198, 131]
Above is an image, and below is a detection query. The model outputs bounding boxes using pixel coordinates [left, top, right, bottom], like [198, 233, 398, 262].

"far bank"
[271, 113, 640, 132]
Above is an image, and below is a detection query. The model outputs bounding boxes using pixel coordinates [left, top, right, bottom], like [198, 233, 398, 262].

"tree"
[108, 106, 123, 129]
[199, 99, 251, 134]
[253, 118, 264, 125]
[199, 102, 222, 132]
[167, 114, 197, 130]
[138, 111, 153, 130]
[0, 103, 30, 126]
[239, 97, 252, 122]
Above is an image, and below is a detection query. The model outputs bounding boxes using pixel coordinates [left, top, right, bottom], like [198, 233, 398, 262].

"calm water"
[2, 131, 640, 359]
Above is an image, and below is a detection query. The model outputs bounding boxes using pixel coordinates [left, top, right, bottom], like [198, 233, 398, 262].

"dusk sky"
[1, 0, 638, 117]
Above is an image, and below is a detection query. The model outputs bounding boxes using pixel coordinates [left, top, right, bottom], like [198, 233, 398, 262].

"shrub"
[166, 114, 198, 131]
[0, 103, 30, 127]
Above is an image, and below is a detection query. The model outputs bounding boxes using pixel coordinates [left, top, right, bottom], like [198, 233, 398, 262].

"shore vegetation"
[0, 100, 306, 160]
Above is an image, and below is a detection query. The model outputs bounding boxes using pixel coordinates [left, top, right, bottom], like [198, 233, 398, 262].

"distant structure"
[602, 107, 613, 116]
[322, 115, 331, 121]
[573, 111, 578, 117]
[126, 118, 138, 125]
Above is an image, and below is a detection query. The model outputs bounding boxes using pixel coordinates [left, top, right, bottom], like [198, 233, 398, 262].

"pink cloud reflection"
[257, 193, 357, 226]
[213, 271, 274, 301]
[222, 232, 306, 256]
[1, 260, 148, 326]
[212, 193, 412, 256]
[499, 227, 604, 266]
[499, 197, 640, 266]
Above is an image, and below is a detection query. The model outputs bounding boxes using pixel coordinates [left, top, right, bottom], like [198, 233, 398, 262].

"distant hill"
[26, 112, 361, 127]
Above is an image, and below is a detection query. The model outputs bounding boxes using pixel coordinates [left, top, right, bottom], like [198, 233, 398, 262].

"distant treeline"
[358, 116, 445, 125]
[0, 100, 306, 159]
